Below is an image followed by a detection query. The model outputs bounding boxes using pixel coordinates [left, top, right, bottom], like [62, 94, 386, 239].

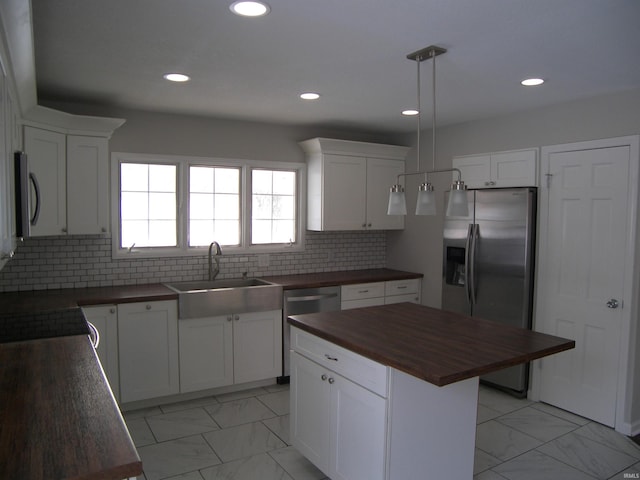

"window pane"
[215, 193, 240, 220]
[215, 168, 240, 194]
[149, 164, 176, 192]
[190, 167, 214, 193]
[149, 192, 176, 220]
[188, 165, 241, 247]
[273, 171, 295, 195]
[189, 220, 214, 247]
[190, 193, 214, 219]
[121, 163, 149, 191]
[121, 192, 149, 220]
[251, 168, 297, 245]
[119, 162, 177, 248]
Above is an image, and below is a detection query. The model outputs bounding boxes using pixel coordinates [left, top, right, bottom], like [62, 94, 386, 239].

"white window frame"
[111, 152, 306, 259]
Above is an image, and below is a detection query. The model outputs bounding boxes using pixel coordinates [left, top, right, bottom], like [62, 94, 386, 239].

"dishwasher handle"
[286, 293, 339, 303]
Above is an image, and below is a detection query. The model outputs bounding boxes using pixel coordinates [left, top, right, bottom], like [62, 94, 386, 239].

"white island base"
[290, 327, 479, 480]
[387, 369, 478, 479]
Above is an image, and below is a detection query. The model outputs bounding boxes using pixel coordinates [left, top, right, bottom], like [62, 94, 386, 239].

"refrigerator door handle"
[469, 224, 479, 306]
[464, 224, 474, 305]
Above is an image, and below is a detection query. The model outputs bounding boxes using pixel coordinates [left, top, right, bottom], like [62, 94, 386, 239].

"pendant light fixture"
[387, 46, 469, 217]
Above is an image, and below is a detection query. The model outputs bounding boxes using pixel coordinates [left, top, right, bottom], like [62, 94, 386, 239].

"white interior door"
[536, 137, 638, 428]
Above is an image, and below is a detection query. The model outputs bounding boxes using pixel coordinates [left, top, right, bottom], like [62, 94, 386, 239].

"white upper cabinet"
[23, 126, 112, 236]
[452, 148, 538, 189]
[301, 138, 409, 231]
[67, 135, 109, 234]
[23, 126, 67, 236]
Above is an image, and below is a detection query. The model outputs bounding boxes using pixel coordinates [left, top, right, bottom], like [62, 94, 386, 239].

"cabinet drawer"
[341, 297, 385, 310]
[384, 293, 420, 305]
[291, 326, 388, 397]
[341, 282, 385, 301]
[385, 279, 419, 297]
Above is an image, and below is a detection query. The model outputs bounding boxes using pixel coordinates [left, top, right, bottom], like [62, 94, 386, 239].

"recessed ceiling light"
[300, 92, 320, 100]
[402, 109, 419, 116]
[163, 73, 190, 82]
[230, 1, 270, 17]
[521, 78, 544, 86]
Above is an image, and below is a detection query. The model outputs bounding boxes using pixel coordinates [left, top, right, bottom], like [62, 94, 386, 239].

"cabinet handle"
[61, 227, 67, 233]
[361, 223, 366, 228]
[234, 314, 240, 321]
[358, 290, 369, 294]
[396, 285, 407, 289]
[146, 304, 152, 310]
[485, 181, 490, 186]
[328, 377, 335, 384]
[109, 308, 116, 314]
[227, 315, 233, 322]
[101, 227, 107, 233]
[321, 374, 328, 381]
[367, 223, 372, 227]
[324, 354, 338, 361]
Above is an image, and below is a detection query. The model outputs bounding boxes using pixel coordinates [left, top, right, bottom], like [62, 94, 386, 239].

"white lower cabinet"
[290, 326, 478, 480]
[81, 305, 120, 401]
[342, 278, 421, 310]
[291, 331, 387, 480]
[179, 310, 282, 393]
[118, 300, 179, 403]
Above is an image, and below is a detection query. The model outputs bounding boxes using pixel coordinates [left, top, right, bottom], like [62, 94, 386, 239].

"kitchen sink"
[165, 278, 283, 319]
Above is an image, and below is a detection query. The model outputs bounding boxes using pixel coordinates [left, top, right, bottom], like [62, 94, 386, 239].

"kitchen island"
[288, 303, 574, 480]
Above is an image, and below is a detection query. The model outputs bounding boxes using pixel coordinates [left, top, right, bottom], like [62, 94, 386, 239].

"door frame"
[529, 135, 640, 435]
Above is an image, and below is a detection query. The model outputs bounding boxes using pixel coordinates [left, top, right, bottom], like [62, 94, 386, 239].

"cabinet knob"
[234, 314, 240, 321]
[101, 227, 107, 233]
[227, 315, 233, 321]
[328, 377, 335, 384]
[146, 304, 152, 310]
[321, 374, 328, 381]
[109, 308, 116, 314]
[367, 223, 372, 227]
[61, 227, 67, 233]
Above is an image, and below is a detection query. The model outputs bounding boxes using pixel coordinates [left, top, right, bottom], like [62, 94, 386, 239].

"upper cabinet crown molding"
[299, 137, 409, 160]
[22, 105, 126, 138]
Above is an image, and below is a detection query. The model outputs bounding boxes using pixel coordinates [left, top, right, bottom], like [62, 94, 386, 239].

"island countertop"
[0, 335, 142, 480]
[288, 302, 575, 386]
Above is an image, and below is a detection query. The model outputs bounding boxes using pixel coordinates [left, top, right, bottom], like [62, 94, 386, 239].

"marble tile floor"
[124, 383, 640, 480]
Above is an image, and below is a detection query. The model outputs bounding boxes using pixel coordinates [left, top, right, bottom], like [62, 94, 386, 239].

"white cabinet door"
[291, 351, 387, 480]
[322, 154, 367, 230]
[24, 126, 67, 236]
[67, 135, 109, 234]
[118, 300, 179, 403]
[452, 149, 537, 188]
[331, 372, 386, 480]
[366, 157, 404, 230]
[179, 315, 234, 393]
[82, 305, 120, 401]
[233, 310, 282, 384]
[452, 154, 491, 189]
[0, 65, 10, 266]
[291, 351, 331, 473]
[490, 149, 537, 187]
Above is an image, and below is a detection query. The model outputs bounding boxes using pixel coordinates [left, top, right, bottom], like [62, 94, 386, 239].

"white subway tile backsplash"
[0, 231, 386, 292]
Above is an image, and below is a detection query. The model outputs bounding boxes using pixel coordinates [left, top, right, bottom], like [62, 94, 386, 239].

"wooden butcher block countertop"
[263, 268, 422, 289]
[288, 302, 575, 387]
[0, 335, 142, 480]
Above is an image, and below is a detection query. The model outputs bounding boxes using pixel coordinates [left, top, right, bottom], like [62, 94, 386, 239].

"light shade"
[387, 185, 407, 215]
[415, 183, 436, 215]
[446, 182, 469, 217]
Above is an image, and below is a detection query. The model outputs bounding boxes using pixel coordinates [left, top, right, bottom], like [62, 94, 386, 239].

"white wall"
[386, 86, 640, 433]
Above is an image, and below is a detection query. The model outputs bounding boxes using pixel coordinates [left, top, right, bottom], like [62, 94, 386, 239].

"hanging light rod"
[387, 45, 469, 217]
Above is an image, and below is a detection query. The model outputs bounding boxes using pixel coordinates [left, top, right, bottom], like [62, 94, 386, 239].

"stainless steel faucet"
[208, 241, 222, 280]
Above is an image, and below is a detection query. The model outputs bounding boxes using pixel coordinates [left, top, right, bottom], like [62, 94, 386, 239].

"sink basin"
[165, 278, 273, 293]
[165, 278, 283, 319]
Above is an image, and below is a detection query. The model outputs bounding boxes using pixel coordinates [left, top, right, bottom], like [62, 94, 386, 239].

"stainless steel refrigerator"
[442, 187, 536, 396]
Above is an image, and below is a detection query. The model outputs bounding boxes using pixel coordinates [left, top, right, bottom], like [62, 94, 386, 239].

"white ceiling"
[30, 0, 640, 134]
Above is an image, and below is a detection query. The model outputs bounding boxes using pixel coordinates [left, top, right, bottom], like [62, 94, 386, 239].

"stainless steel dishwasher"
[279, 285, 341, 382]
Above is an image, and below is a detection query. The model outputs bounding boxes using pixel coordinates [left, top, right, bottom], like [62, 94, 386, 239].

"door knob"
[606, 299, 619, 309]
